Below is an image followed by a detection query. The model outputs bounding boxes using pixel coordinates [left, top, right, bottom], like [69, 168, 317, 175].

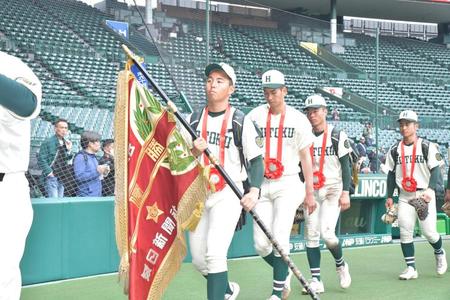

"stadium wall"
[20, 176, 448, 285]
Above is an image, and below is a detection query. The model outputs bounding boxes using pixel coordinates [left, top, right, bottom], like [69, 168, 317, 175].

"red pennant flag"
[114, 61, 207, 300]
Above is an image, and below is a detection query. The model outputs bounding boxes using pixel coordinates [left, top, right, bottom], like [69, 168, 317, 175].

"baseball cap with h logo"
[262, 70, 285, 89]
[304, 94, 327, 110]
[397, 110, 418, 122]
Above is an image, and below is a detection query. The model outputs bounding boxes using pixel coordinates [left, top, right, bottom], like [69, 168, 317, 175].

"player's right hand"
[304, 192, 317, 215]
[385, 197, 394, 209]
[445, 190, 450, 203]
[240, 187, 259, 212]
[192, 137, 207, 157]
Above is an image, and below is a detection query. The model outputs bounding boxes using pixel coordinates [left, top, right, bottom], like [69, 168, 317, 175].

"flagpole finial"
[122, 44, 144, 63]
[167, 100, 178, 113]
[122, 44, 133, 58]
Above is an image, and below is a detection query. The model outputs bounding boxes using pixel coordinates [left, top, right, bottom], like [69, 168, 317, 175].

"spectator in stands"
[215, 35, 224, 52]
[378, 146, 387, 164]
[363, 122, 373, 146]
[169, 23, 178, 39]
[38, 119, 73, 198]
[154, 23, 162, 42]
[381, 109, 390, 129]
[359, 156, 371, 174]
[99, 139, 115, 196]
[176, 20, 184, 37]
[74, 131, 109, 197]
[356, 136, 367, 158]
[368, 148, 380, 173]
[332, 107, 340, 121]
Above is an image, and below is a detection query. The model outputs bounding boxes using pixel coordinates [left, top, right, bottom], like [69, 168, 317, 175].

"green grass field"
[22, 241, 450, 300]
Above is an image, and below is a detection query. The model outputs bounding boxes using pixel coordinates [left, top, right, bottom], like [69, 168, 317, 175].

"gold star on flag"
[146, 202, 164, 223]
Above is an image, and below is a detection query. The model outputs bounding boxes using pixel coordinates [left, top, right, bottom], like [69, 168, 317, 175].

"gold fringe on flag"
[114, 70, 131, 294]
[179, 167, 208, 231]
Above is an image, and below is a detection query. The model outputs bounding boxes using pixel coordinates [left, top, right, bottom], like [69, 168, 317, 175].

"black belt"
[0, 173, 4, 182]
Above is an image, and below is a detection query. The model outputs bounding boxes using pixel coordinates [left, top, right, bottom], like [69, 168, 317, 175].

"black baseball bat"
[122, 45, 319, 300]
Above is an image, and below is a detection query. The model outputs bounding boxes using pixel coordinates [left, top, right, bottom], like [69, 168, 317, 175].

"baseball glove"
[293, 203, 305, 224]
[442, 202, 450, 218]
[408, 197, 429, 221]
[381, 204, 398, 224]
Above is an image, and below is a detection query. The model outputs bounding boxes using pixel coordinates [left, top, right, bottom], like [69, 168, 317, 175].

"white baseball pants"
[0, 172, 33, 300]
[253, 174, 304, 257]
[189, 183, 243, 275]
[305, 183, 342, 248]
[398, 190, 439, 244]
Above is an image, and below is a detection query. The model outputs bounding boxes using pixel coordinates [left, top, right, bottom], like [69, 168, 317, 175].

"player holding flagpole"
[184, 62, 265, 300]
[385, 110, 447, 280]
[245, 70, 315, 300]
[302, 94, 352, 294]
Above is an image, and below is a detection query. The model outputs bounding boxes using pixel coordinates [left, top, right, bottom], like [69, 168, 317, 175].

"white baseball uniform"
[305, 124, 352, 248]
[0, 51, 42, 299]
[385, 138, 444, 243]
[247, 104, 313, 257]
[183, 106, 262, 275]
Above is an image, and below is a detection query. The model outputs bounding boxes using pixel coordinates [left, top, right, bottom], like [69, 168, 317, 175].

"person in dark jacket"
[38, 119, 73, 197]
[355, 136, 367, 158]
[98, 139, 115, 196]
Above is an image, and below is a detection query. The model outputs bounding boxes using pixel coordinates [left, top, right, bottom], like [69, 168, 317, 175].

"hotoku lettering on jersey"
[311, 145, 336, 157]
[196, 130, 233, 148]
[260, 127, 295, 139]
[395, 155, 426, 164]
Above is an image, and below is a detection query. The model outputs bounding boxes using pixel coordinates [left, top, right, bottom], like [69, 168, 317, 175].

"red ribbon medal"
[264, 106, 286, 179]
[400, 139, 418, 192]
[310, 126, 328, 190]
[202, 105, 231, 192]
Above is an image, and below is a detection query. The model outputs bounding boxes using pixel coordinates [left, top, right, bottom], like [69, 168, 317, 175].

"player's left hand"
[240, 187, 259, 212]
[420, 188, 434, 203]
[339, 191, 351, 211]
[304, 192, 317, 215]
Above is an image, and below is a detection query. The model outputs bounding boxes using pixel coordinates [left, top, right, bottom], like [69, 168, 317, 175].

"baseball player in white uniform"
[245, 70, 315, 300]
[0, 51, 42, 299]
[302, 94, 352, 294]
[185, 63, 264, 300]
[385, 110, 447, 280]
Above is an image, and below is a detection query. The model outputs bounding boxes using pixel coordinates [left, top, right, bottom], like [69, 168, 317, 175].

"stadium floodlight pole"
[375, 25, 379, 172]
[206, 0, 210, 65]
[121, 44, 320, 300]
